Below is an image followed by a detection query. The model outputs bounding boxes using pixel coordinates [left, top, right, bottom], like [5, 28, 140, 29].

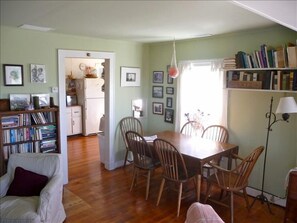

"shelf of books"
[0, 107, 60, 176]
[223, 43, 297, 92]
[226, 68, 297, 92]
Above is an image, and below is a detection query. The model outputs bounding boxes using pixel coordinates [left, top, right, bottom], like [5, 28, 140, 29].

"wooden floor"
[63, 135, 286, 223]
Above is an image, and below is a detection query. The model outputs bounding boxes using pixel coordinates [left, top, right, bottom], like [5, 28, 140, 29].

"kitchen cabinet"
[66, 106, 82, 136]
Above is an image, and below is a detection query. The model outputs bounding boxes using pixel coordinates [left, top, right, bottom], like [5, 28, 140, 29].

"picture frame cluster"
[3, 63, 47, 86]
[152, 65, 175, 123]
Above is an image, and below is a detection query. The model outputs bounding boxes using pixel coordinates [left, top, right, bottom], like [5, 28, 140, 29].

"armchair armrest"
[38, 174, 64, 221]
[0, 173, 11, 198]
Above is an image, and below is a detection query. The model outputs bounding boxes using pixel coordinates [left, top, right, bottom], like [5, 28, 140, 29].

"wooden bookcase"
[225, 68, 297, 92]
[0, 106, 60, 176]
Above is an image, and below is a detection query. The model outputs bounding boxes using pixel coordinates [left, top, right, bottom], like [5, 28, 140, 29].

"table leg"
[197, 174, 201, 202]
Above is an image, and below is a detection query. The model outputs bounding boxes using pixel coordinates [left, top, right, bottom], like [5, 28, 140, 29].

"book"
[1, 115, 20, 128]
[275, 46, 286, 68]
[287, 46, 297, 68]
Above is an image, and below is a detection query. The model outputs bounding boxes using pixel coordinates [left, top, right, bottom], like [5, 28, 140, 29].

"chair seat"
[134, 156, 160, 170]
[0, 196, 40, 223]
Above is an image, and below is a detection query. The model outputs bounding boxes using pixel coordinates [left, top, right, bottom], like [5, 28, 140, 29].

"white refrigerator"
[76, 78, 105, 136]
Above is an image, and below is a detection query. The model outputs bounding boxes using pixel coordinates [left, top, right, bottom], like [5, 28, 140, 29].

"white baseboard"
[246, 187, 286, 207]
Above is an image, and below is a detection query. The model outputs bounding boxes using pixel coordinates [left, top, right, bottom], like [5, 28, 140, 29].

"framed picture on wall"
[3, 64, 24, 86]
[152, 102, 163, 115]
[153, 71, 164, 83]
[166, 97, 173, 108]
[164, 108, 174, 123]
[152, 86, 163, 98]
[120, 66, 141, 87]
[167, 65, 174, 84]
[166, 87, 174, 95]
[30, 64, 46, 83]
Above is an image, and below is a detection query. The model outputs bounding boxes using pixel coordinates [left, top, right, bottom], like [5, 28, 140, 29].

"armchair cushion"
[0, 153, 66, 223]
[186, 202, 224, 223]
[6, 167, 48, 196]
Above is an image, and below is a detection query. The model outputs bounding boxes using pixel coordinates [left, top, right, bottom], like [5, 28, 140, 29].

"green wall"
[1, 24, 297, 197]
[0, 25, 149, 165]
[147, 25, 297, 197]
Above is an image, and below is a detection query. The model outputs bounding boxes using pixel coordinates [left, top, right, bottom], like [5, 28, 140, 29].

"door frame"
[58, 49, 116, 184]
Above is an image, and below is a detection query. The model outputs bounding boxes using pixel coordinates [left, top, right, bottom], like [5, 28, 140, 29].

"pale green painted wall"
[1, 24, 297, 197]
[0, 25, 149, 163]
[147, 25, 297, 197]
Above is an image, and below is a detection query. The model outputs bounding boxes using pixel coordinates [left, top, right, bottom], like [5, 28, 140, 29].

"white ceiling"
[0, 0, 292, 43]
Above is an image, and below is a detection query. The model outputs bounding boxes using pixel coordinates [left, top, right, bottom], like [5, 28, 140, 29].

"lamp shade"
[276, 97, 297, 114]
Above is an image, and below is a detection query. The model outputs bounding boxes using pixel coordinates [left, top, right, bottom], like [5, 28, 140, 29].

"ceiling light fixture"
[168, 39, 179, 78]
[18, 24, 54, 32]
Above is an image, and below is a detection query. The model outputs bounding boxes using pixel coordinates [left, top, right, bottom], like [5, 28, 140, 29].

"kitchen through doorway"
[58, 50, 116, 184]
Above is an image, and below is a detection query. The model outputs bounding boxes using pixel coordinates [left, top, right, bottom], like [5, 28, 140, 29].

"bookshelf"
[225, 68, 297, 92]
[0, 106, 60, 176]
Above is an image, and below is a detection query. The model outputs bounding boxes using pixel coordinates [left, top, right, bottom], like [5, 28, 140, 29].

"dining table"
[150, 130, 239, 201]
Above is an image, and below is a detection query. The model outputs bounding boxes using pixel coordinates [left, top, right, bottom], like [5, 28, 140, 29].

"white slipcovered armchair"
[0, 153, 66, 223]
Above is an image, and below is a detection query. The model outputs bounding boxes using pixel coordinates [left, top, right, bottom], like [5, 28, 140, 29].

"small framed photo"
[31, 94, 50, 108]
[152, 102, 163, 115]
[9, 94, 31, 111]
[152, 86, 163, 98]
[164, 108, 174, 123]
[120, 66, 141, 87]
[166, 97, 173, 108]
[153, 71, 164, 83]
[166, 87, 174, 95]
[30, 64, 46, 83]
[3, 64, 24, 86]
[167, 65, 174, 84]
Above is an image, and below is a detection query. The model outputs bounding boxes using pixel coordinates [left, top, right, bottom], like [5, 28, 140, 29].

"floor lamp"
[251, 96, 297, 213]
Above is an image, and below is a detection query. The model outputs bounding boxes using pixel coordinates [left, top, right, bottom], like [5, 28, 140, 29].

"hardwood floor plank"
[63, 135, 285, 222]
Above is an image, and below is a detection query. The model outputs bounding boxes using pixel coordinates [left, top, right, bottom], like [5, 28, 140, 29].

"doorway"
[58, 50, 116, 184]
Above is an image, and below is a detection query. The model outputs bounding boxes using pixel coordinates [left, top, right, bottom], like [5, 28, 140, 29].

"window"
[176, 60, 227, 131]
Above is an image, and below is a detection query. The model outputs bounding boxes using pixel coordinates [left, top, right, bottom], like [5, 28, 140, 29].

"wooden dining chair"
[180, 121, 204, 137]
[119, 116, 143, 167]
[153, 138, 199, 217]
[125, 131, 160, 200]
[201, 125, 229, 177]
[202, 125, 229, 143]
[203, 146, 264, 223]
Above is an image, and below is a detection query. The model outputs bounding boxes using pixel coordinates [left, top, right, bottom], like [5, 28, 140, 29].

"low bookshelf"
[0, 106, 60, 176]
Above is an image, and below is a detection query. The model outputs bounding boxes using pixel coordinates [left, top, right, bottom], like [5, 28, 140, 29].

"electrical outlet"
[270, 195, 275, 203]
[52, 87, 58, 93]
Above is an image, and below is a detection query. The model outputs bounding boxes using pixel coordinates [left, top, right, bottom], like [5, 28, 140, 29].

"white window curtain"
[175, 59, 228, 132]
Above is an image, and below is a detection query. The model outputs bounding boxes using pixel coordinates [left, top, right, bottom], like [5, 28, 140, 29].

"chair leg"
[243, 188, 250, 210]
[130, 166, 137, 191]
[230, 192, 234, 223]
[177, 182, 183, 217]
[204, 182, 212, 203]
[156, 178, 165, 206]
[145, 170, 151, 200]
[123, 149, 129, 168]
[195, 175, 200, 202]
